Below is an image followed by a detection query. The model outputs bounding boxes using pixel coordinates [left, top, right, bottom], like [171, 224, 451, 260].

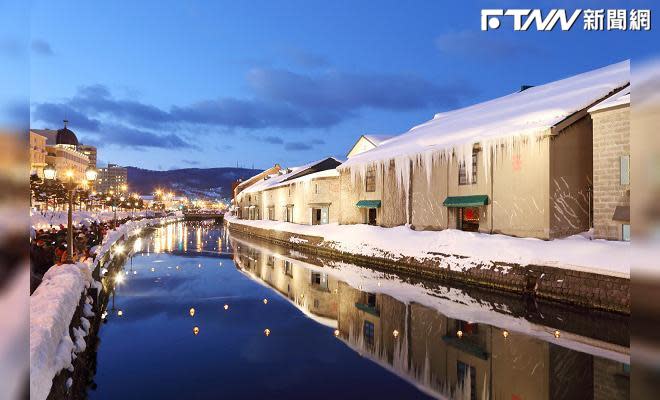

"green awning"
[443, 195, 489, 207]
[356, 200, 381, 208]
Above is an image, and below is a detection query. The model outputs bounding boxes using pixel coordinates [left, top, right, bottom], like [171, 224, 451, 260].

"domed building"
[55, 120, 79, 147]
[31, 120, 91, 182]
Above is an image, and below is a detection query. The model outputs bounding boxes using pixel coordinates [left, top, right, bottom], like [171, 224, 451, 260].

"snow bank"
[30, 261, 93, 400]
[226, 216, 630, 277]
[30, 210, 155, 231]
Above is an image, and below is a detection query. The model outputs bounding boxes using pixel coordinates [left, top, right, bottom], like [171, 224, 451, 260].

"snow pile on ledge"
[226, 216, 630, 277]
[30, 210, 156, 231]
[30, 261, 93, 400]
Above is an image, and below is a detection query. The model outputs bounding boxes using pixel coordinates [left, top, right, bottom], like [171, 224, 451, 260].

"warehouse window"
[620, 155, 630, 185]
[622, 224, 631, 241]
[365, 167, 376, 192]
[459, 152, 478, 185]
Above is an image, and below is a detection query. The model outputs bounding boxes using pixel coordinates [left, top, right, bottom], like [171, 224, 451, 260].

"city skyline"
[29, 0, 658, 170]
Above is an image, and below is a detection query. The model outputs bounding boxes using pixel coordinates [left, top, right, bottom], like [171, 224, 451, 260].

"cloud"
[182, 159, 201, 165]
[31, 67, 476, 150]
[262, 136, 284, 144]
[87, 123, 193, 149]
[247, 68, 472, 111]
[436, 31, 539, 59]
[31, 39, 53, 56]
[284, 141, 313, 151]
[171, 99, 314, 129]
[32, 102, 101, 131]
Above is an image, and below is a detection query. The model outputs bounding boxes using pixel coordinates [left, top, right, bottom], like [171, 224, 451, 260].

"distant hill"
[126, 166, 261, 199]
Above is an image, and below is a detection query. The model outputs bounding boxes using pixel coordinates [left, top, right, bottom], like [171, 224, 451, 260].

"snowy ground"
[226, 216, 630, 277]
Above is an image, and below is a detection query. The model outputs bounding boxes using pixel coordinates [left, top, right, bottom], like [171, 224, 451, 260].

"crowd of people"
[29, 217, 133, 294]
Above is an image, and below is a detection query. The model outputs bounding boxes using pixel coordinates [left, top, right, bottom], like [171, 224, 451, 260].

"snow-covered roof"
[341, 60, 630, 171]
[363, 134, 394, 146]
[235, 164, 281, 191]
[241, 157, 341, 195]
[588, 89, 630, 113]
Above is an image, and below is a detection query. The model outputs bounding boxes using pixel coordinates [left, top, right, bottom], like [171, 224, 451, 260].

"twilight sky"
[28, 0, 658, 170]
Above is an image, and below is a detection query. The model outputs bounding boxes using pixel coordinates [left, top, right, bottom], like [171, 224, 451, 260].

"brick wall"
[591, 105, 630, 240]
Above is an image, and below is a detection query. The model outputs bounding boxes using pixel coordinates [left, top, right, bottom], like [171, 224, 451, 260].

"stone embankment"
[226, 220, 630, 314]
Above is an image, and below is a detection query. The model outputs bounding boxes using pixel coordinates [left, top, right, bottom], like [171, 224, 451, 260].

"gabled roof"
[363, 134, 394, 146]
[346, 134, 395, 159]
[241, 157, 342, 195]
[341, 60, 630, 169]
[234, 164, 281, 193]
[588, 89, 630, 113]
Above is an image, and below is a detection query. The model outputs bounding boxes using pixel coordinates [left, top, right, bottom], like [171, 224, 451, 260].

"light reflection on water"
[89, 222, 629, 400]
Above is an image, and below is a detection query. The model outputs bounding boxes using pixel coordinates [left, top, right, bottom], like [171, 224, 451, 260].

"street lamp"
[44, 167, 97, 263]
[84, 167, 97, 211]
[43, 164, 56, 180]
[43, 164, 57, 211]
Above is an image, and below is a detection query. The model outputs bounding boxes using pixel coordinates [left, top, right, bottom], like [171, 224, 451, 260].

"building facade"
[97, 163, 128, 193]
[77, 144, 98, 168]
[337, 61, 629, 239]
[235, 158, 342, 224]
[589, 91, 631, 241]
[31, 122, 94, 182]
[29, 130, 48, 178]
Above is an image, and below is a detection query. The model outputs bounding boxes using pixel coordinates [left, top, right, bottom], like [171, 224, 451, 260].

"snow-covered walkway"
[226, 216, 630, 278]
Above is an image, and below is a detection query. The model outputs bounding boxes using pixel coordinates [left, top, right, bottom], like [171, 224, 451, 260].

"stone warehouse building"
[233, 61, 631, 241]
[339, 61, 630, 239]
[235, 157, 342, 224]
[588, 90, 631, 241]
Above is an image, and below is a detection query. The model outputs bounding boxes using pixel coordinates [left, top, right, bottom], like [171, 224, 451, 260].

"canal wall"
[30, 216, 181, 400]
[225, 220, 630, 315]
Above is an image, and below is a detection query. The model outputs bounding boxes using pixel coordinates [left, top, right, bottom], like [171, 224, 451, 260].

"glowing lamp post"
[85, 167, 98, 211]
[43, 165, 97, 263]
[43, 164, 56, 211]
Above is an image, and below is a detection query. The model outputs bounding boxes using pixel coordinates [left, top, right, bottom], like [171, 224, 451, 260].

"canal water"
[88, 221, 630, 400]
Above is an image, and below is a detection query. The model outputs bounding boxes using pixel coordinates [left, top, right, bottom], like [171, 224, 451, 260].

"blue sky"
[27, 0, 659, 170]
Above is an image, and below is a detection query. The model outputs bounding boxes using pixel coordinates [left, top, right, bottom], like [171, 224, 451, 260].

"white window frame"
[620, 155, 630, 185]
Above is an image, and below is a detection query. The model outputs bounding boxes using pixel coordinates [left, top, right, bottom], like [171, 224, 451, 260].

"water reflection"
[90, 222, 629, 400]
[230, 234, 630, 400]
